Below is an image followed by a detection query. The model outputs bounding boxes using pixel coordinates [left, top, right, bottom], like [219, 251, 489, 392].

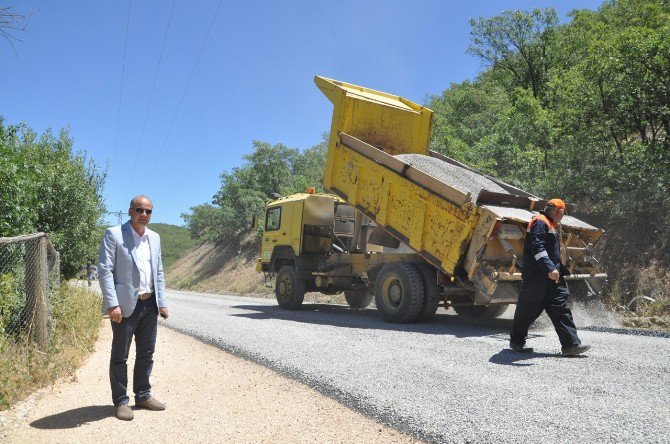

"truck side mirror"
[251, 214, 258, 232]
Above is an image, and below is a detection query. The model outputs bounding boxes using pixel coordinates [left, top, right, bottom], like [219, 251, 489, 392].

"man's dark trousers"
[110, 296, 157, 406]
[511, 277, 581, 348]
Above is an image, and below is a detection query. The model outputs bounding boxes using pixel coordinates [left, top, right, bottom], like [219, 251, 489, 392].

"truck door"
[261, 205, 284, 263]
[263, 202, 301, 258]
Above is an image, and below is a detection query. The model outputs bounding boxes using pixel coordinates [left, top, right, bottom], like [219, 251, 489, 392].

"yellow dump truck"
[257, 76, 606, 323]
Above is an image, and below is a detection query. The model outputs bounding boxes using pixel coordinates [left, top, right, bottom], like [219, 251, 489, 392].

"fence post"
[24, 236, 49, 349]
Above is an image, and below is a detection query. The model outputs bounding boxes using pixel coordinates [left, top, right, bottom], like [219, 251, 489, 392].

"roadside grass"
[0, 284, 101, 410]
[606, 260, 670, 331]
[620, 314, 670, 331]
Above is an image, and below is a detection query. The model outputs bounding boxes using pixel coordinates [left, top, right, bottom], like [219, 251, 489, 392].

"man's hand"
[159, 307, 169, 320]
[548, 269, 560, 283]
[108, 306, 122, 323]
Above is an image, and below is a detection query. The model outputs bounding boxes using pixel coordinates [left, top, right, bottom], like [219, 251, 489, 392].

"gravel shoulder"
[163, 290, 670, 444]
[0, 320, 419, 444]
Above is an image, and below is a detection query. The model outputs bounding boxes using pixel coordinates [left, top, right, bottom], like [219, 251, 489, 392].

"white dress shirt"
[132, 227, 154, 294]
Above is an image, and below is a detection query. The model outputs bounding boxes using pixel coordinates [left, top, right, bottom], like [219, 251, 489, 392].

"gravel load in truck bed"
[394, 154, 600, 230]
[394, 153, 509, 201]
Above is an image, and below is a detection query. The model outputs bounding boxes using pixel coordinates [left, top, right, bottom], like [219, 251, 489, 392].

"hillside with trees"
[148, 223, 196, 269]
[428, 0, 669, 312]
[181, 0, 669, 315]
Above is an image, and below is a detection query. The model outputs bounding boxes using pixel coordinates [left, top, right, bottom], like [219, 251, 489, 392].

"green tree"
[0, 119, 106, 277]
[280, 138, 328, 195]
[428, 79, 509, 171]
[183, 138, 329, 244]
[468, 8, 558, 101]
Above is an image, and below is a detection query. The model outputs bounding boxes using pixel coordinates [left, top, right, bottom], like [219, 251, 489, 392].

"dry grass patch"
[620, 314, 670, 331]
[0, 284, 101, 409]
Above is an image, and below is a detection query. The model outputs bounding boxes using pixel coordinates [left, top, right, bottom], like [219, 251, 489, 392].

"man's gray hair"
[129, 195, 152, 208]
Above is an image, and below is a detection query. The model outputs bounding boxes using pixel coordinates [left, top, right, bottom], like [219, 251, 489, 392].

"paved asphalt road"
[163, 290, 670, 444]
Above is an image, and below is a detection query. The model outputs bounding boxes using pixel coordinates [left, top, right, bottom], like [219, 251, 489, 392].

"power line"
[126, 0, 176, 195]
[107, 210, 125, 226]
[145, 0, 224, 186]
[111, 0, 132, 197]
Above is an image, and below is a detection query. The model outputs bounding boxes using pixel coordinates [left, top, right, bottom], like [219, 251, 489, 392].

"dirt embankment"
[167, 232, 265, 295]
[166, 232, 347, 305]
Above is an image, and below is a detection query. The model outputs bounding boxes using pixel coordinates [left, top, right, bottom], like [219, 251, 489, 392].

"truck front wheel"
[275, 265, 305, 310]
[374, 263, 424, 323]
[344, 289, 373, 309]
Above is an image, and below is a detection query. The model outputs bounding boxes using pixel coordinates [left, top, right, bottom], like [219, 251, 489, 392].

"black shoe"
[509, 341, 533, 353]
[562, 344, 591, 356]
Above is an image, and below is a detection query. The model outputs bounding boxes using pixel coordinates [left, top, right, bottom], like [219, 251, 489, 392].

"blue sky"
[3, 0, 602, 226]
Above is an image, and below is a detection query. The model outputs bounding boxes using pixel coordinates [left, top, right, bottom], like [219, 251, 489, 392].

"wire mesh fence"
[0, 233, 60, 351]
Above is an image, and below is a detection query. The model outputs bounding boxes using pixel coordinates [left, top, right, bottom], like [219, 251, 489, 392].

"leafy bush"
[0, 119, 106, 278]
[0, 272, 24, 340]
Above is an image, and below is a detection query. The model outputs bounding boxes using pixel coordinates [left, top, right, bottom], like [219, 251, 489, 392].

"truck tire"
[374, 262, 424, 323]
[415, 264, 440, 322]
[453, 304, 509, 318]
[275, 265, 305, 310]
[344, 289, 373, 309]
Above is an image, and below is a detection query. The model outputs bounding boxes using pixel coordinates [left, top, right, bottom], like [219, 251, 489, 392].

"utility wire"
[126, 0, 176, 195]
[111, 0, 132, 199]
[145, 0, 224, 186]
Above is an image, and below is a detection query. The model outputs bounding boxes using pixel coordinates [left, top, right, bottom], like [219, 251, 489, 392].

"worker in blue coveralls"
[510, 198, 591, 356]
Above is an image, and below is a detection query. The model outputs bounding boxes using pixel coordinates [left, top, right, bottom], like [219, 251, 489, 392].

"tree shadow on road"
[30, 405, 112, 429]
[230, 303, 548, 340]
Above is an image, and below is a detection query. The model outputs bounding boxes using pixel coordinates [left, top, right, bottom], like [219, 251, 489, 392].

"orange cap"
[546, 198, 566, 211]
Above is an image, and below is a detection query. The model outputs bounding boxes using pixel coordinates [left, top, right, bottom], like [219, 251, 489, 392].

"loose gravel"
[581, 326, 670, 338]
[394, 154, 509, 201]
[164, 291, 670, 444]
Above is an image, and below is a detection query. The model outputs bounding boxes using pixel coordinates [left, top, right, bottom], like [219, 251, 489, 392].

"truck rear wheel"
[344, 289, 373, 309]
[275, 265, 305, 310]
[453, 304, 509, 318]
[374, 262, 424, 323]
[415, 264, 440, 322]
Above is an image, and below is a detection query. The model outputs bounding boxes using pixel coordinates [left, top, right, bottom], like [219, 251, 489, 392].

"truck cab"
[258, 192, 346, 275]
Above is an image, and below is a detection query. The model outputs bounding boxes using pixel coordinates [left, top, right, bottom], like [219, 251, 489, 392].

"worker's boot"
[509, 341, 533, 353]
[561, 344, 591, 356]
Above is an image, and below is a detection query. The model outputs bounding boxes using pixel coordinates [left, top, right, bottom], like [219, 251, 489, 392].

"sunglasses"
[134, 208, 153, 215]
